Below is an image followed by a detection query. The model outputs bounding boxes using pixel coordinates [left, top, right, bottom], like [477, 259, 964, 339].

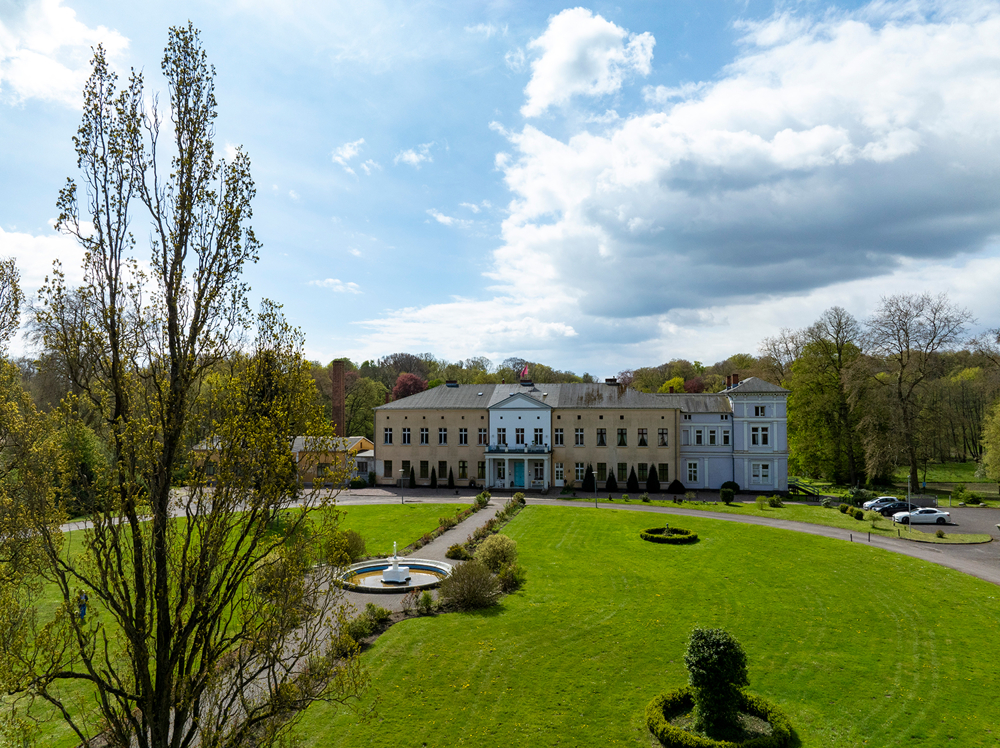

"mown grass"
[296, 506, 1000, 747]
[22, 503, 465, 748]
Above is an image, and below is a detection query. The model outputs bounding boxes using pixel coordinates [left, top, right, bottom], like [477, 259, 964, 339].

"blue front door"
[513, 462, 525, 488]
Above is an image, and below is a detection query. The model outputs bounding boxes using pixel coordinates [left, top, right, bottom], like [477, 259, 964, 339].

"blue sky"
[3, 0, 1000, 375]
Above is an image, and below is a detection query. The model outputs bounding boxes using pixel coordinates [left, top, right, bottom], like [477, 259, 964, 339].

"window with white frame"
[638, 428, 648, 447]
[683, 414, 691, 420]
[534, 463, 544, 481]
[554, 428, 564, 446]
[555, 462, 564, 480]
[515, 428, 525, 445]
[658, 428, 668, 446]
[401, 427, 410, 444]
[439, 428, 447, 445]
[751, 462, 770, 484]
[478, 461, 485, 479]
[534, 428, 544, 445]
[708, 429, 717, 446]
[575, 428, 584, 446]
[754, 405, 766, 417]
[459, 460, 468, 479]
[658, 463, 669, 482]
[478, 428, 488, 445]
[497, 428, 506, 445]
[383, 427, 392, 445]
[751, 426, 769, 446]
[575, 462, 585, 480]
[723, 429, 730, 446]
[459, 428, 468, 445]
[596, 428, 607, 446]
[694, 429, 704, 445]
[497, 462, 505, 479]
[617, 428, 627, 447]
[420, 428, 429, 444]
[687, 461, 699, 483]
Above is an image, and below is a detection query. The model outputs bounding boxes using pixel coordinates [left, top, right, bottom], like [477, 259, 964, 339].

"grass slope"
[298, 506, 1000, 747]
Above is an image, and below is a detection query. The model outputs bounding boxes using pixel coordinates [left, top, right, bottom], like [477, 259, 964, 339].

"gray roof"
[377, 382, 732, 413]
[290, 436, 366, 453]
[726, 376, 789, 394]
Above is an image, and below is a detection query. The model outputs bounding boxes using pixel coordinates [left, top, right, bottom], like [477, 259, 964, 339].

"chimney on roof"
[330, 360, 346, 437]
[732, 373, 739, 387]
[445, 380, 459, 387]
[520, 379, 533, 387]
[501, 377, 505, 384]
[726, 374, 732, 388]
[605, 377, 618, 385]
[384, 391, 391, 404]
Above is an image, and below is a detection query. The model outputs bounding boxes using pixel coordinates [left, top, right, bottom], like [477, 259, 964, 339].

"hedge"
[640, 527, 699, 545]
[646, 686, 793, 748]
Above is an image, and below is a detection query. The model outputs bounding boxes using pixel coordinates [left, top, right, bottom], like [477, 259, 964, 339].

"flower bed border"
[645, 686, 793, 748]
[640, 526, 699, 544]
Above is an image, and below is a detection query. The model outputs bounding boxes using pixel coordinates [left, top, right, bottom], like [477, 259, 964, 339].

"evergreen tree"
[430, 467, 438, 489]
[606, 472, 618, 492]
[646, 464, 660, 493]
[448, 467, 455, 489]
[626, 466, 640, 492]
[582, 464, 595, 492]
[409, 466, 416, 488]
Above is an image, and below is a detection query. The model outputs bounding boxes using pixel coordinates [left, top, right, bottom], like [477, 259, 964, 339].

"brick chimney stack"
[330, 360, 346, 437]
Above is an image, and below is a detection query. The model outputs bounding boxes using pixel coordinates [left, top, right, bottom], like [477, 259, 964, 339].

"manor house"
[374, 375, 788, 493]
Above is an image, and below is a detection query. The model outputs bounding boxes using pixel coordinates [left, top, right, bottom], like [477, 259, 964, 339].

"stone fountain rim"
[339, 557, 454, 594]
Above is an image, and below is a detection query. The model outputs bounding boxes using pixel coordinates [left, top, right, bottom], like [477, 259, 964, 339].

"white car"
[892, 507, 951, 525]
[862, 496, 899, 511]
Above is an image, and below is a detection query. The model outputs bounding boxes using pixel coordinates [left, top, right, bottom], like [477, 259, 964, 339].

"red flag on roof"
[520, 364, 528, 379]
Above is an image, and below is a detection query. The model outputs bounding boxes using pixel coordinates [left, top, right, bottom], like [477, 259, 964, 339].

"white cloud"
[309, 278, 361, 294]
[459, 202, 481, 213]
[504, 47, 526, 72]
[521, 8, 654, 117]
[0, 0, 128, 107]
[394, 142, 434, 167]
[465, 23, 506, 38]
[349, 248, 361, 257]
[426, 209, 470, 228]
[0, 224, 85, 290]
[332, 138, 365, 174]
[288, 189, 299, 200]
[359, 158, 381, 175]
[355, 2, 1000, 368]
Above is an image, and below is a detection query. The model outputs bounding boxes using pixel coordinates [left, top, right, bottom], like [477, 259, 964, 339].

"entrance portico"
[485, 448, 551, 490]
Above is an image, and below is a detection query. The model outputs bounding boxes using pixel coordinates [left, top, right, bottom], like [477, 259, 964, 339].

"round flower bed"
[640, 527, 699, 544]
[645, 686, 793, 748]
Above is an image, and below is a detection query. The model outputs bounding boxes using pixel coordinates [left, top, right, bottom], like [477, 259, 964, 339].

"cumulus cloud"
[356, 1, 1000, 367]
[394, 142, 434, 167]
[521, 8, 653, 117]
[0, 224, 85, 291]
[359, 158, 381, 175]
[459, 202, 480, 213]
[331, 138, 365, 174]
[309, 278, 361, 294]
[426, 209, 470, 228]
[0, 0, 128, 107]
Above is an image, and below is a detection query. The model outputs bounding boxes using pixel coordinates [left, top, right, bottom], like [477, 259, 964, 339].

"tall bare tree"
[865, 293, 973, 490]
[3, 27, 364, 748]
[0, 257, 24, 352]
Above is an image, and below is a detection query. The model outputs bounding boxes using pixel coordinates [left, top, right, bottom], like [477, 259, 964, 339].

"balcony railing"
[485, 443, 550, 454]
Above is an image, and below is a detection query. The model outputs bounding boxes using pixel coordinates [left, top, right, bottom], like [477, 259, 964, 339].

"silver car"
[862, 495, 899, 511]
[892, 507, 951, 525]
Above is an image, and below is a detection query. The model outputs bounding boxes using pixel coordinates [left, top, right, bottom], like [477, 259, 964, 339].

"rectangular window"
[402, 427, 411, 445]
[383, 460, 392, 479]
[317, 462, 331, 478]
[575, 428, 585, 446]
[575, 462, 585, 480]
[658, 463, 669, 482]
[383, 427, 392, 445]
[723, 430, 730, 446]
[681, 430, 690, 446]
[439, 428, 447, 445]
[478, 461, 486, 479]
[206, 461, 216, 476]
[420, 428, 429, 445]
[515, 428, 525, 445]
[459, 460, 468, 479]
[459, 428, 468, 445]
[695, 429, 704, 446]
[721, 414, 729, 421]
[638, 428, 648, 447]
[534, 428, 544, 445]
[751, 426, 770, 446]
[618, 462, 628, 481]
[438, 461, 447, 479]
[617, 428, 627, 447]
[419, 461, 429, 479]
[597, 463, 607, 481]
[401, 460, 410, 478]
[596, 428, 607, 446]
[555, 462, 564, 480]
[497, 428, 507, 445]
[709, 429, 717, 446]
[497, 462, 506, 479]
[478, 428, 488, 445]
[687, 461, 698, 483]
[751, 462, 771, 484]
[683, 414, 692, 421]
[755, 405, 766, 417]
[658, 428, 668, 447]
[534, 463, 544, 481]
[554, 428, 564, 446]
[638, 463, 648, 481]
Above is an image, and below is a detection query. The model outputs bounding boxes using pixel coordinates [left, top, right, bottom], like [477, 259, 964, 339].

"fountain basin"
[340, 558, 453, 594]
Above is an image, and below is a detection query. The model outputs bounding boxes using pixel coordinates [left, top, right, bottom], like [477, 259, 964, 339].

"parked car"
[893, 507, 952, 525]
[877, 501, 917, 517]
[862, 496, 899, 511]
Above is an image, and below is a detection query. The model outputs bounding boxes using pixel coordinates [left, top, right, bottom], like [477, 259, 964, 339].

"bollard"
[850, 533, 852, 542]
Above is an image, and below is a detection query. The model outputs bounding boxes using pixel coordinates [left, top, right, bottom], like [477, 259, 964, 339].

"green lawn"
[22, 503, 466, 748]
[297, 506, 1000, 747]
[893, 461, 982, 485]
[556, 498, 992, 544]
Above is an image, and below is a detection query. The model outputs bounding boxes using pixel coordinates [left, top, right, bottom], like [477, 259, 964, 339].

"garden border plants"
[646, 686, 793, 748]
[640, 526, 699, 545]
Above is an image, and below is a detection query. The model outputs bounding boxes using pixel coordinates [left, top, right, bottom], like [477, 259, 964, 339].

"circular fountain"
[340, 542, 452, 594]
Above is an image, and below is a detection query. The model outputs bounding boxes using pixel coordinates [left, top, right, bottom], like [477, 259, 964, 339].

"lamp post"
[400, 468, 405, 504]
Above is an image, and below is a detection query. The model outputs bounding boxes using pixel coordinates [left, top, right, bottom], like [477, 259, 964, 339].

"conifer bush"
[666, 479, 686, 494]
[448, 468, 455, 488]
[430, 467, 438, 489]
[582, 464, 596, 492]
[646, 464, 660, 493]
[606, 472, 618, 492]
[684, 628, 749, 740]
[627, 467, 640, 492]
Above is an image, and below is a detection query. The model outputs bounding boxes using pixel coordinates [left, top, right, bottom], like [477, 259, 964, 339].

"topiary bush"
[430, 467, 438, 489]
[606, 472, 618, 492]
[512, 492, 526, 505]
[853, 508, 865, 520]
[476, 534, 518, 572]
[666, 479, 686, 494]
[645, 686, 793, 748]
[767, 496, 784, 508]
[448, 468, 455, 489]
[719, 488, 734, 505]
[720, 480, 740, 494]
[627, 467, 640, 493]
[474, 490, 491, 508]
[641, 492, 651, 502]
[349, 477, 367, 489]
[417, 590, 434, 615]
[838, 503, 849, 514]
[438, 560, 500, 610]
[446, 543, 472, 560]
[640, 527, 699, 545]
[684, 628, 749, 740]
[755, 496, 767, 510]
[582, 464, 596, 492]
[646, 464, 661, 494]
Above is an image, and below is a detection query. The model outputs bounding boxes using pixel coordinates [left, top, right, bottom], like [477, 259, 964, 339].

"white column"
[543, 457, 549, 489]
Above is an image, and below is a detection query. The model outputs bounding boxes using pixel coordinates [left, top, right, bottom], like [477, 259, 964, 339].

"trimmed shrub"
[342, 529, 365, 562]
[327, 528, 366, 564]
[838, 503, 850, 514]
[497, 562, 526, 593]
[767, 495, 784, 508]
[720, 480, 740, 494]
[641, 492, 651, 502]
[640, 527, 699, 545]
[719, 488, 734, 505]
[448, 468, 455, 489]
[646, 686, 793, 748]
[512, 492, 526, 505]
[349, 477, 367, 489]
[582, 464, 596, 492]
[936, 528, 946, 539]
[685, 628, 749, 740]
[627, 466, 640, 493]
[646, 464, 661, 493]
[666, 479, 686, 494]
[606, 472, 618, 492]
[755, 496, 767, 510]
[853, 508, 865, 520]
[417, 590, 434, 615]
[820, 497, 833, 508]
[409, 466, 416, 488]
[622, 494, 630, 501]
[346, 602, 391, 641]
[367, 471, 376, 487]
[438, 560, 500, 610]
[476, 534, 518, 572]
[474, 491, 491, 508]
[430, 467, 438, 489]
[438, 515, 458, 531]
[446, 543, 472, 560]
